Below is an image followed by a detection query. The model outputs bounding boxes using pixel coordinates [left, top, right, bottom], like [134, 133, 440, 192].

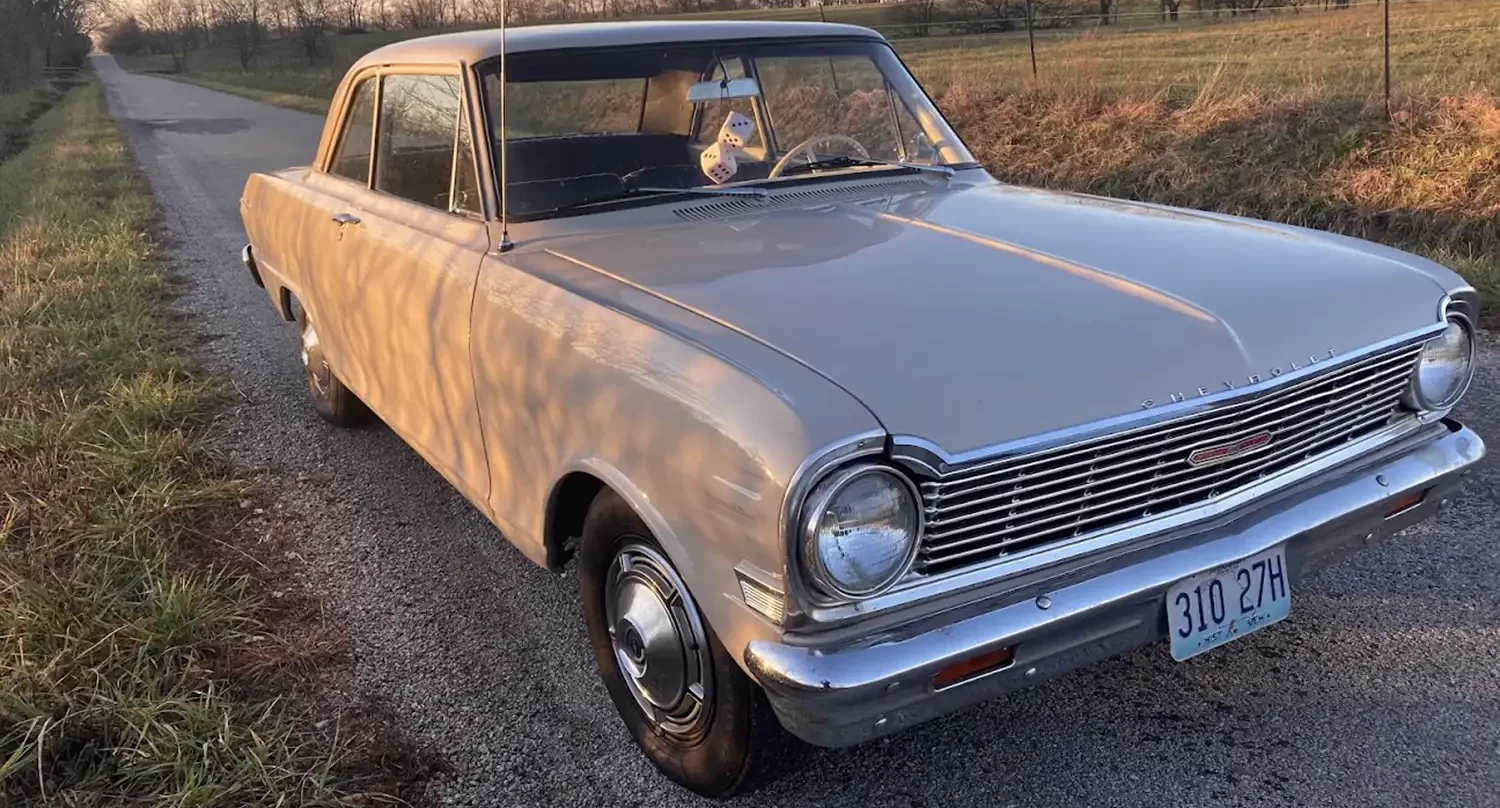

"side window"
[375, 74, 464, 210]
[329, 78, 375, 183]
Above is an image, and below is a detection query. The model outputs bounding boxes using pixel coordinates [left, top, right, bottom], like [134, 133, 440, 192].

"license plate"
[1166, 545, 1291, 661]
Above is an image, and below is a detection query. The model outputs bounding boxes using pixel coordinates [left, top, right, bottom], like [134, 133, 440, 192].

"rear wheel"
[577, 491, 791, 798]
[295, 308, 372, 427]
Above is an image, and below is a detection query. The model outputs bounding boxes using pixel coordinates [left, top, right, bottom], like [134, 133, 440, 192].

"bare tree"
[0, 0, 40, 91]
[25, 0, 92, 66]
[214, 0, 263, 68]
[100, 15, 145, 53]
[890, 0, 939, 36]
[394, 0, 441, 28]
[139, 0, 196, 69]
[284, 0, 328, 62]
[968, 0, 1022, 28]
[334, 0, 359, 29]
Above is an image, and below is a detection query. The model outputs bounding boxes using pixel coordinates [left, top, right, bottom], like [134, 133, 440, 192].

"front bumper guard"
[745, 420, 1484, 747]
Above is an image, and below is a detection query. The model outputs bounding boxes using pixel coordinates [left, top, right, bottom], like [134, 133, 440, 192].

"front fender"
[471, 246, 882, 671]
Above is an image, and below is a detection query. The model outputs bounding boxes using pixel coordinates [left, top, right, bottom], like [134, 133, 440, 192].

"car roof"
[351, 20, 887, 69]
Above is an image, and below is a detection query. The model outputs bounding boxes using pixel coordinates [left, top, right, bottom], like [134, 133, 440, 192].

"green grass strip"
[0, 82, 395, 807]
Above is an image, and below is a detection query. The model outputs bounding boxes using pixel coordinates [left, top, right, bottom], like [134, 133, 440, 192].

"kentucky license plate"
[1166, 545, 1290, 661]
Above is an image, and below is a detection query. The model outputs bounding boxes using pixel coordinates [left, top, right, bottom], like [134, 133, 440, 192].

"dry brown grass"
[942, 81, 1500, 319]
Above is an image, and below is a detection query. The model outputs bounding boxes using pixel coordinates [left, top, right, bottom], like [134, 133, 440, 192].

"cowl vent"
[672, 177, 931, 222]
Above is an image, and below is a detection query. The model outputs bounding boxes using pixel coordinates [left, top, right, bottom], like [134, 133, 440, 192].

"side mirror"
[687, 77, 762, 103]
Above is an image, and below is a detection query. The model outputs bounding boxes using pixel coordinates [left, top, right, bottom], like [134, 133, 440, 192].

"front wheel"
[577, 492, 791, 798]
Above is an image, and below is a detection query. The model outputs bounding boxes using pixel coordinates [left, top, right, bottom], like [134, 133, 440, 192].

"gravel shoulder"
[96, 53, 1500, 808]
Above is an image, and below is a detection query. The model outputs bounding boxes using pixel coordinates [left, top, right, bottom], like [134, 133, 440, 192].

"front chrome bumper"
[745, 420, 1484, 748]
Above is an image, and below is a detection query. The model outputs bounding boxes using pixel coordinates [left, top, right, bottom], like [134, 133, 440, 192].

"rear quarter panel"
[240, 167, 322, 318]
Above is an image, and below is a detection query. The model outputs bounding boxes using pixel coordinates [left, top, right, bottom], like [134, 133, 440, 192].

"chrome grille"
[917, 342, 1424, 574]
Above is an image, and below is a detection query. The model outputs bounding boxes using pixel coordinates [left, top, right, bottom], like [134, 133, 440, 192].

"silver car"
[239, 20, 1485, 797]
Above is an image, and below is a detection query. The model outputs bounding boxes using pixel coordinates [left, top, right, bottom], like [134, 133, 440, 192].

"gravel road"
[94, 54, 1500, 808]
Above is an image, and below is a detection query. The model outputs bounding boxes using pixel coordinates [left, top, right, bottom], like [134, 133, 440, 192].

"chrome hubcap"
[606, 542, 713, 741]
[300, 320, 332, 398]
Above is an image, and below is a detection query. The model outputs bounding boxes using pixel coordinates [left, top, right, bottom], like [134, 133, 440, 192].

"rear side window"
[375, 74, 465, 210]
[329, 78, 375, 183]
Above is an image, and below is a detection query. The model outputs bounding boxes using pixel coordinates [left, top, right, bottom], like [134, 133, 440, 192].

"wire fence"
[820, 0, 1500, 107]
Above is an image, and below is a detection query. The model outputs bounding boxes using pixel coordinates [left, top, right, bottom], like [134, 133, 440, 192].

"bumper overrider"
[746, 419, 1484, 748]
[241, 243, 264, 288]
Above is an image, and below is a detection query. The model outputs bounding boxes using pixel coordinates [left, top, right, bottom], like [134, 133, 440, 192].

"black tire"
[295, 307, 372, 427]
[578, 491, 793, 798]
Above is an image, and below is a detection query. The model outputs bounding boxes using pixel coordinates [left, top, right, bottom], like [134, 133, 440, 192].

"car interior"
[487, 47, 782, 213]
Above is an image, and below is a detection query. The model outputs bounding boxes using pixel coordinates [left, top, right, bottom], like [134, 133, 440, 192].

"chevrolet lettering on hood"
[235, 19, 1486, 797]
[1140, 349, 1340, 410]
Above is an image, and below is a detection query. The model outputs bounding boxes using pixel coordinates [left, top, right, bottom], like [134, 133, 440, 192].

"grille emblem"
[1187, 431, 1273, 467]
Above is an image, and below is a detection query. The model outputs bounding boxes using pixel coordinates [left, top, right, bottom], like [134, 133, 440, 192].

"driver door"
[320, 69, 493, 507]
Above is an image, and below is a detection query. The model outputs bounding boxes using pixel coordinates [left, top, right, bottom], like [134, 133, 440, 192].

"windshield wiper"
[779, 156, 955, 180]
[548, 184, 767, 215]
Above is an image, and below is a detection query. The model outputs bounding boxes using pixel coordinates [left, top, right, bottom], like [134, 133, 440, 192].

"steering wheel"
[768, 134, 871, 178]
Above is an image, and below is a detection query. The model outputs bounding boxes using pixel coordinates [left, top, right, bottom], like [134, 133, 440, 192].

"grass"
[901, 0, 1500, 99]
[0, 83, 426, 806]
[941, 84, 1500, 323]
[146, 72, 333, 115]
[0, 85, 64, 161]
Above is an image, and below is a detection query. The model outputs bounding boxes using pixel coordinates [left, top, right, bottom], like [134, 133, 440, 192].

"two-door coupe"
[239, 20, 1485, 797]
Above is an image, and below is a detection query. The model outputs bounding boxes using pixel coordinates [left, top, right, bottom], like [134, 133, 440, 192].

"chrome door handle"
[331, 212, 361, 225]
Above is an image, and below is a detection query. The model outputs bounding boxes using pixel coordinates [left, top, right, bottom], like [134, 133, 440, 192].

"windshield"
[480, 39, 974, 218]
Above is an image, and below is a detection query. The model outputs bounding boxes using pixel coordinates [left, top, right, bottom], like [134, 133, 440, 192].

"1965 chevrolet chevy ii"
[239, 20, 1485, 796]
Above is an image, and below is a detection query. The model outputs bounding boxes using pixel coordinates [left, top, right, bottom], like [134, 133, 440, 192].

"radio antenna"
[496, 0, 513, 252]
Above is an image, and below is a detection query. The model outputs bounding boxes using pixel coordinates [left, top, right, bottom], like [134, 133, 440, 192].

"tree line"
[0, 0, 92, 92]
[97, 0, 1362, 72]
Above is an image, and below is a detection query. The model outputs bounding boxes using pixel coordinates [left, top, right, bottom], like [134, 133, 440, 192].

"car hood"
[544, 180, 1447, 456]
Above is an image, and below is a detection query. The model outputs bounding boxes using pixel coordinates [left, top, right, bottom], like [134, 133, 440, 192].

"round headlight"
[801, 465, 921, 599]
[1407, 316, 1474, 411]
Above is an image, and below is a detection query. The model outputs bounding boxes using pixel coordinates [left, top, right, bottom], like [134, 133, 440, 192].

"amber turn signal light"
[1383, 488, 1428, 519]
[932, 646, 1015, 690]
